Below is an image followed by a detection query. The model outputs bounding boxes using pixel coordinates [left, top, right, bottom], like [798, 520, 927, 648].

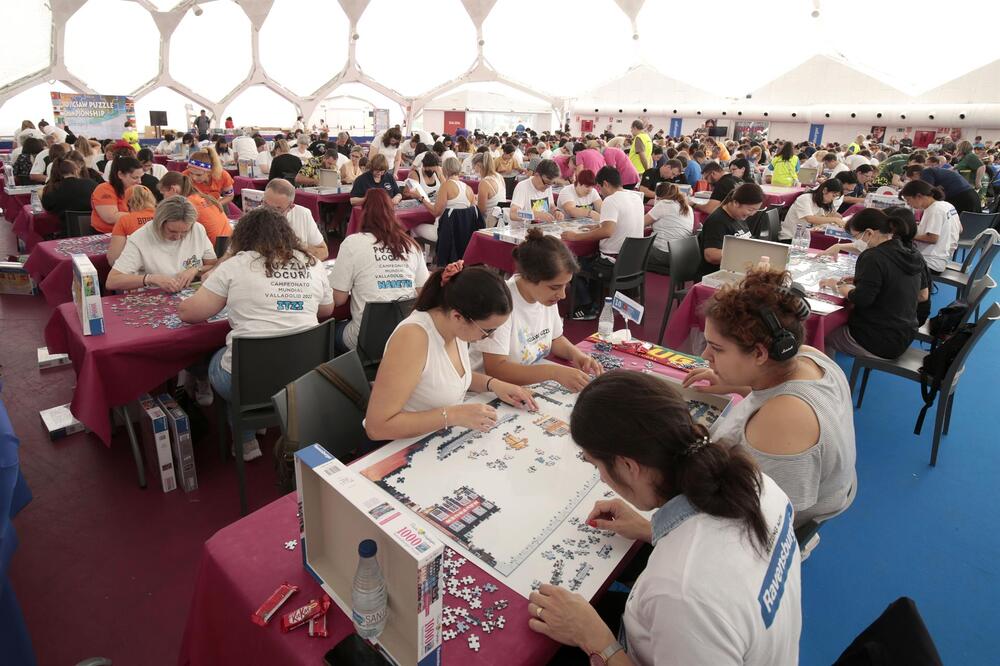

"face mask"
[854, 232, 870, 252]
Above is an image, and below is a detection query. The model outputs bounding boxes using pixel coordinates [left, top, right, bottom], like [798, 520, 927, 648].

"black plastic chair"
[849, 302, 1000, 466]
[64, 210, 92, 237]
[216, 319, 337, 514]
[834, 597, 943, 666]
[575, 235, 656, 310]
[272, 350, 372, 466]
[503, 176, 517, 200]
[356, 298, 417, 379]
[656, 235, 702, 345]
[955, 212, 999, 259]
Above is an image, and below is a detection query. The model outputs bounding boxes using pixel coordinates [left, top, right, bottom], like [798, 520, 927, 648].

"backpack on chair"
[915, 306, 974, 435]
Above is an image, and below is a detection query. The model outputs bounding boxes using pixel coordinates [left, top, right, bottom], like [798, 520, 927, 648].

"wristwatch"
[588, 641, 624, 665]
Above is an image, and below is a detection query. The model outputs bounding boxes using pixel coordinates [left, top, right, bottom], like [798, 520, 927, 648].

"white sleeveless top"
[442, 178, 473, 210]
[409, 169, 441, 199]
[387, 309, 471, 413]
[481, 173, 506, 209]
[712, 349, 857, 526]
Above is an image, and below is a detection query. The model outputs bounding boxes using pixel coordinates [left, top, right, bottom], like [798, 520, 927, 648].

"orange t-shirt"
[188, 194, 231, 242]
[183, 169, 234, 201]
[90, 182, 128, 233]
[111, 208, 155, 236]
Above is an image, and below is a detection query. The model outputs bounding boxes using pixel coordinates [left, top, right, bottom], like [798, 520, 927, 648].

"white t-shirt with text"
[473, 275, 563, 369]
[329, 233, 429, 349]
[916, 200, 961, 272]
[511, 178, 555, 217]
[113, 221, 215, 276]
[202, 250, 333, 372]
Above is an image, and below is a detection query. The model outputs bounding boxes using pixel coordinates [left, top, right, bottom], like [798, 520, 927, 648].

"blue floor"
[800, 287, 1000, 664]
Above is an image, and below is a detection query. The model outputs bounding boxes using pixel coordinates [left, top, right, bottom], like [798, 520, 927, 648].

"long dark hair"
[110, 156, 142, 197]
[778, 141, 794, 161]
[722, 182, 765, 206]
[810, 178, 843, 211]
[415, 265, 512, 320]
[571, 372, 769, 550]
[360, 188, 419, 260]
[42, 157, 80, 198]
[229, 207, 316, 275]
[512, 228, 579, 282]
[900, 179, 945, 201]
[881, 206, 919, 245]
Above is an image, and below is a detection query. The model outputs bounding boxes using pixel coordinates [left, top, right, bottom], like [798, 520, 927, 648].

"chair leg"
[929, 389, 952, 467]
[233, 421, 249, 515]
[657, 284, 677, 345]
[855, 368, 871, 409]
[848, 360, 861, 396]
[942, 391, 956, 435]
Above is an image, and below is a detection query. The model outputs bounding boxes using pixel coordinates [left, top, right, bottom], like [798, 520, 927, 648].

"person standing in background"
[194, 110, 211, 141]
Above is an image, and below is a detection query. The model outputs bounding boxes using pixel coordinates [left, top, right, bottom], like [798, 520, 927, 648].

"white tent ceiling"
[2, 0, 1000, 135]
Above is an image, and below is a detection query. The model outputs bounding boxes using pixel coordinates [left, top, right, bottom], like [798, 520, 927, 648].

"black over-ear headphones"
[758, 282, 811, 361]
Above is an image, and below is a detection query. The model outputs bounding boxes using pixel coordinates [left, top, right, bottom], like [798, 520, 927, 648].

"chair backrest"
[962, 230, 1000, 289]
[64, 210, 92, 237]
[214, 235, 230, 257]
[503, 176, 517, 199]
[271, 350, 371, 462]
[944, 302, 1000, 386]
[666, 235, 703, 284]
[356, 298, 417, 367]
[958, 212, 999, 241]
[613, 235, 656, 281]
[231, 319, 336, 414]
[957, 228, 998, 274]
[765, 208, 782, 242]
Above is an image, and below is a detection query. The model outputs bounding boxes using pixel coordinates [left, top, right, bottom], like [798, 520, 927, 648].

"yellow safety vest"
[629, 132, 652, 173]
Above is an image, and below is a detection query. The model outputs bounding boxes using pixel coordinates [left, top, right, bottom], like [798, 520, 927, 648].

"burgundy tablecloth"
[662, 283, 849, 353]
[226, 202, 242, 220]
[178, 493, 561, 666]
[24, 234, 112, 306]
[842, 203, 865, 218]
[809, 229, 843, 250]
[462, 177, 480, 194]
[346, 205, 435, 236]
[11, 205, 61, 251]
[761, 185, 807, 207]
[233, 176, 268, 197]
[294, 190, 352, 223]
[2, 192, 32, 223]
[44, 292, 231, 445]
[153, 155, 169, 165]
[463, 231, 599, 274]
[166, 160, 187, 173]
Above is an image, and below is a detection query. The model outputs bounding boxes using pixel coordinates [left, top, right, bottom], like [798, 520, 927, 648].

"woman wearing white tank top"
[365, 262, 538, 441]
[682, 271, 857, 529]
[472, 151, 506, 227]
[413, 157, 476, 242]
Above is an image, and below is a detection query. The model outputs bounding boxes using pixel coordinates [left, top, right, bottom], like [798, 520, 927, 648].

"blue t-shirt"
[920, 167, 972, 198]
[685, 160, 702, 186]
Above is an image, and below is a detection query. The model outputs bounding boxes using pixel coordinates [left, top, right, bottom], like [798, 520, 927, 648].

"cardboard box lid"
[720, 236, 791, 274]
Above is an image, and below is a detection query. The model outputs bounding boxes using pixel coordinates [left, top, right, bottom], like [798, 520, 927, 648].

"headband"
[188, 159, 211, 170]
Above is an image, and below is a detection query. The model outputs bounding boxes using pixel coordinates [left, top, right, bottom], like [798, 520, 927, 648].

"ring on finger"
[536, 605, 544, 619]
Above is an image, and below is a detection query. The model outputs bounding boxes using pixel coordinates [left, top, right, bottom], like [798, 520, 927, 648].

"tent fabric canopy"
[2, 0, 1000, 134]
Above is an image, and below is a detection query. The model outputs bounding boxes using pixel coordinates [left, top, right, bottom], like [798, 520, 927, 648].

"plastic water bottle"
[756, 255, 771, 272]
[351, 539, 388, 640]
[30, 190, 42, 213]
[793, 224, 811, 253]
[598, 297, 615, 338]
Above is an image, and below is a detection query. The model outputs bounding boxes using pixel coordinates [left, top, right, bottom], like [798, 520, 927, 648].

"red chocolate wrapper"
[308, 611, 329, 638]
[281, 595, 331, 633]
[251, 582, 299, 627]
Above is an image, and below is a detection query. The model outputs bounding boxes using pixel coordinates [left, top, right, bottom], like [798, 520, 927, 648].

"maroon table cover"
[463, 231, 599, 274]
[24, 234, 112, 306]
[44, 292, 231, 445]
[11, 205, 61, 251]
[152, 155, 169, 165]
[233, 176, 268, 197]
[662, 283, 849, 353]
[294, 189, 352, 224]
[166, 160, 187, 173]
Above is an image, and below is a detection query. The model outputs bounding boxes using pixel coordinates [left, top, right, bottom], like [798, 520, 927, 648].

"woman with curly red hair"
[682, 270, 857, 530]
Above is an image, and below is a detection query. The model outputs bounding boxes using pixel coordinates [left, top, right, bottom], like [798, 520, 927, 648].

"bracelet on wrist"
[442, 407, 448, 430]
[142, 274, 149, 287]
[486, 377, 495, 393]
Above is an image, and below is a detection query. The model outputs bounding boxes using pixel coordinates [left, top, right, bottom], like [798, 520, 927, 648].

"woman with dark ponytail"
[365, 262, 538, 441]
[900, 178, 962, 273]
[527, 371, 801, 665]
[819, 208, 928, 359]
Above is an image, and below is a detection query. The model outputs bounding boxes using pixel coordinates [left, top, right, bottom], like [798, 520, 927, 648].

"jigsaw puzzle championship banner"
[50, 93, 135, 140]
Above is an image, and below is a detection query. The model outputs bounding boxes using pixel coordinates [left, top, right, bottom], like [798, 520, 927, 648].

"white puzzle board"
[355, 381, 634, 600]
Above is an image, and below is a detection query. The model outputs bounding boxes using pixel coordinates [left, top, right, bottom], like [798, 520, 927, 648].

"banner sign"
[50, 93, 134, 139]
[373, 109, 390, 134]
[612, 291, 643, 325]
[668, 117, 682, 137]
[808, 123, 824, 144]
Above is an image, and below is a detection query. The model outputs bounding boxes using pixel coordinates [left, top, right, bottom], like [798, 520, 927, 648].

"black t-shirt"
[350, 171, 400, 199]
[710, 174, 741, 202]
[41, 177, 98, 217]
[337, 141, 354, 157]
[697, 207, 752, 276]
[141, 173, 163, 202]
[307, 140, 327, 157]
[267, 154, 303, 186]
[640, 167, 686, 196]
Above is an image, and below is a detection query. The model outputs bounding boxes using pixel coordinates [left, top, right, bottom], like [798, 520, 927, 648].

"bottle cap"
[760, 255, 770, 262]
[358, 539, 377, 557]
[605, 297, 612, 303]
